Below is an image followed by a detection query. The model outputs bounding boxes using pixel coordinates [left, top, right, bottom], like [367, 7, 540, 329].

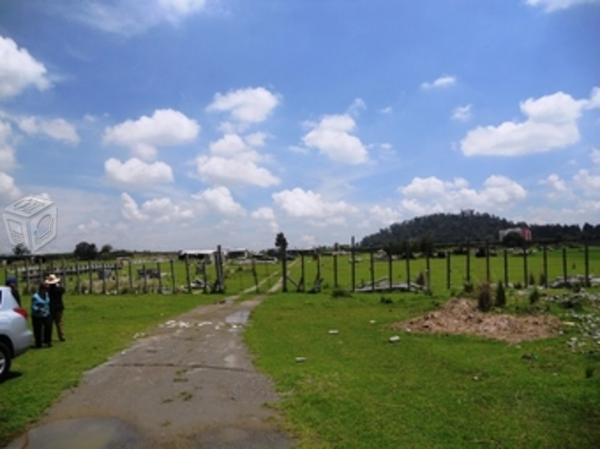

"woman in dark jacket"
[46, 274, 65, 342]
[5, 276, 21, 306]
[31, 282, 52, 348]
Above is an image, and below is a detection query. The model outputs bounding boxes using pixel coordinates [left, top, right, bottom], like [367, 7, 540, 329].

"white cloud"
[573, 169, 600, 194]
[103, 109, 199, 160]
[541, 173, 567, 192]
[251, 207, 278, 232]
[207, 87, 279, 125]
[379, 106, 393, 114]
[0, 171, 20, 201]
[77, 219, 101, 232]
[369, 205, 403, 226]
[526, 0, 600, 12]
[347, 97, 366, 116]
[140, 197, 194, 223]
[61, 0, 208, 36]
[273, 188, 357, 219]
[105, 158, 174, 186]
[421, 75, 456, 90]
[195, 132, 279, 187]
[120, 193, 147, 221]
[590, 148, 600, 165]
[0, 121, 16, 171]
[399, 175, 527, 214]
[0, 36, 50, 99]
[193, 186, 245, 216]
[17, 116, 80, 145]
[302, 114, 368, 164]
[452, 104, 472, 122]
[245, 131, 268, 147]
[461, 88, 600, 156]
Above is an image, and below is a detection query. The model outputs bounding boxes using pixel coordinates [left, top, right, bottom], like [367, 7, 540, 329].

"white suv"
[0, 286, 33, 381]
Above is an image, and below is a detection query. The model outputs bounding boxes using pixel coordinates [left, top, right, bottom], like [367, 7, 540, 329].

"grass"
[245, 292, 600, 449]
[0, 292, 220, 445]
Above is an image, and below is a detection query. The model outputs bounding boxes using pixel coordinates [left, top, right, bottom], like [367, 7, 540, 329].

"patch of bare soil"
[393, 298, 562, 343]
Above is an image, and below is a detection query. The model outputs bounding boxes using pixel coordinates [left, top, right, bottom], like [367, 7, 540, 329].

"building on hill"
[499, 227, 532, 242]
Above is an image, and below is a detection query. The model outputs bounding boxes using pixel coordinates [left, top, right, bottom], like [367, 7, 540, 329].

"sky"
[0, 0, 599, 253]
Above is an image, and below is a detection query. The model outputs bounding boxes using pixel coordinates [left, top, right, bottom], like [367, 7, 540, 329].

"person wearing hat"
[31, 282, 52, 348]
[46, 274, 65, 342]
[5, 276, 21, 307]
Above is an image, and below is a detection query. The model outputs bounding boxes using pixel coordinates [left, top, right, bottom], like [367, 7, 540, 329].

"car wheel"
[0, 342, 12, 381]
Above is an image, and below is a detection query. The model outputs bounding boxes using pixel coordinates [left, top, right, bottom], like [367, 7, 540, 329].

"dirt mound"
[393, 298, 561, 343]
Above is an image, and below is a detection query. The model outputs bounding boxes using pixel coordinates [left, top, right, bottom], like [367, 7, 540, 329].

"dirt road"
[5, 296, 293, 449]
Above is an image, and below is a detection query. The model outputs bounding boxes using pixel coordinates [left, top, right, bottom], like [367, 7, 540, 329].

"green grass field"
[245, 292, 600, 449]
[0, 292, 221, 446]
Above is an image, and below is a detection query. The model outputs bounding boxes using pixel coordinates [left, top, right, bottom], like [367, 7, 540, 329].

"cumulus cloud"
[193, 186, 245, 216]
[120, 193, 147, 221]
[541, 173, 568, 192]
[251, 207, 278, 232]
[139, 197, 194, 223]
[591, 148, 600, 165]
[0, 171, 20, 201]
[105, 158, 174, 186]
[207, 87, 279, 125]
[368, 205, 403, 226]
[347, 97, 366, 116]
[302, 114, 368, 164]
[59, 0, 208, 36]
[452, 104, 472, 122]
[573, 169, 600, 194]
[398, 175, 527, 214]
[195, 133, 280, 187]
[17, 116, 80, 145]
[273, 188, 357, 219]
[461, 88, 600, 157]
[103, 109, 199, 160]
[0, 36, 50, 99]
[0, 121, 16, 171]
[420, 75, 456, 90]
[526, 0, 600, 12]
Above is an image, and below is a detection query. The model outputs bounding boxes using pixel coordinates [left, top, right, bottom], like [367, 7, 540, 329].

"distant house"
[226, 248, 250, 259]
[499, 227, 532, 242]
[178, 249, 215, 263]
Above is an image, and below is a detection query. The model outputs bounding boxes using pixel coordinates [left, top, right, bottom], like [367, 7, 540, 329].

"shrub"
[495, 282, 506, 308]
[477, 283, 493, 312]
[529, 288, 540, 305]
[331, 288, 352, 298]
[529, 273, 536, 286]
[539, 273, 547, 286]
[463, 282, 474, 294]
[379, 296, 393, 304]
[415, 272, 426, 287]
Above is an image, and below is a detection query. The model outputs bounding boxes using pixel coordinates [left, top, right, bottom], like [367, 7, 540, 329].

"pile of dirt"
[393, 298, 562, 343]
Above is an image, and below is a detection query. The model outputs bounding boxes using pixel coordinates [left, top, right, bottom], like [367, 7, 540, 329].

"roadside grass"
[245, 292, 600, 449]
[0, 292, 219, 445]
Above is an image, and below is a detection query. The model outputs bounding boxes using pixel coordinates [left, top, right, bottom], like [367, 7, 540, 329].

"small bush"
[379, 296, 393, 304]
[477, 283, 493, 312]
[529, 273, 536, 286]
[495, 282, 506, 308]
[529, 288, 540, 305]
[415, 272, 426, 287]
[514, 282, 523, 290]
[331, 288, 352, 298]
[539, 273, 547, 286]
[463, 282, 474, 294]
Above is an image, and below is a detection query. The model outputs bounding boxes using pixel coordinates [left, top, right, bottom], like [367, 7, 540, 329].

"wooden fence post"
[170, 259, 176, 293]
[446, 251, 451, 290]
[202, 261, 208, 293]
[115, 263, 120, 294]
[351, 236, 356, 292]
[543, 245, 548, 288]
[316, 251, 321, 282]
[252, 257, 259, 293]
[128, 260, 134, 293]
[466, 243, 471, 285]
[485, 242, 490, 283]
[142, 264, 148, 294]
[157, 261, 162, 294]
[426, 252, 431, 293]
[333, 244, 339, 289]
[88, 260, 93, 294]
[281, 245, 288, 293]
[370, 249, 375, 292]
[523, 245, 529, 288]
[75, 262, 81, 294]
[584, 243, 590, 287]
[102, 263, 107, 294]
[405, 242, 411, 286]
[388, 251, 393, 291]
[299, 252, 305, 292]
[503, 249, 509, 286]
[562, 247, 568, 285]
[185, 255, 192, 294]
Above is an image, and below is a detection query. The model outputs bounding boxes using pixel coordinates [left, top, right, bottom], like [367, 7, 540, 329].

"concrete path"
[6, 296, 293, 449]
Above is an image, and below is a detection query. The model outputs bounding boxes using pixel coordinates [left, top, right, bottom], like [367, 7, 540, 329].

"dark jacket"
[31, 292, 50, 318]
[48, 284, 65, 313]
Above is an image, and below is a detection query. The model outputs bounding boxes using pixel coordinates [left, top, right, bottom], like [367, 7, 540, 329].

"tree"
[275, 232, 288, 252]
[74, 241, 98, 260]
[13, 243, 31, 256]
[100, 244, 113, 254]
[502, 232, 525, 248]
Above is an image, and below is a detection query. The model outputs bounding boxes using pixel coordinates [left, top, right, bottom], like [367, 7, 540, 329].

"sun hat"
[45, 274, 61, 285]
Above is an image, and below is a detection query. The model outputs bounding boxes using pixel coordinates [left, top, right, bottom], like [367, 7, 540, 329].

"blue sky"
[0, 0, 599, 252]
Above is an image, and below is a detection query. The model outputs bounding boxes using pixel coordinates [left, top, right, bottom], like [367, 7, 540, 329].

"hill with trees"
[360, 211, 600, 248]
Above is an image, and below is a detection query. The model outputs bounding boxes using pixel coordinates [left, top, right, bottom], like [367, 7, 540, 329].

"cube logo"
[3, 196, 58, 253]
